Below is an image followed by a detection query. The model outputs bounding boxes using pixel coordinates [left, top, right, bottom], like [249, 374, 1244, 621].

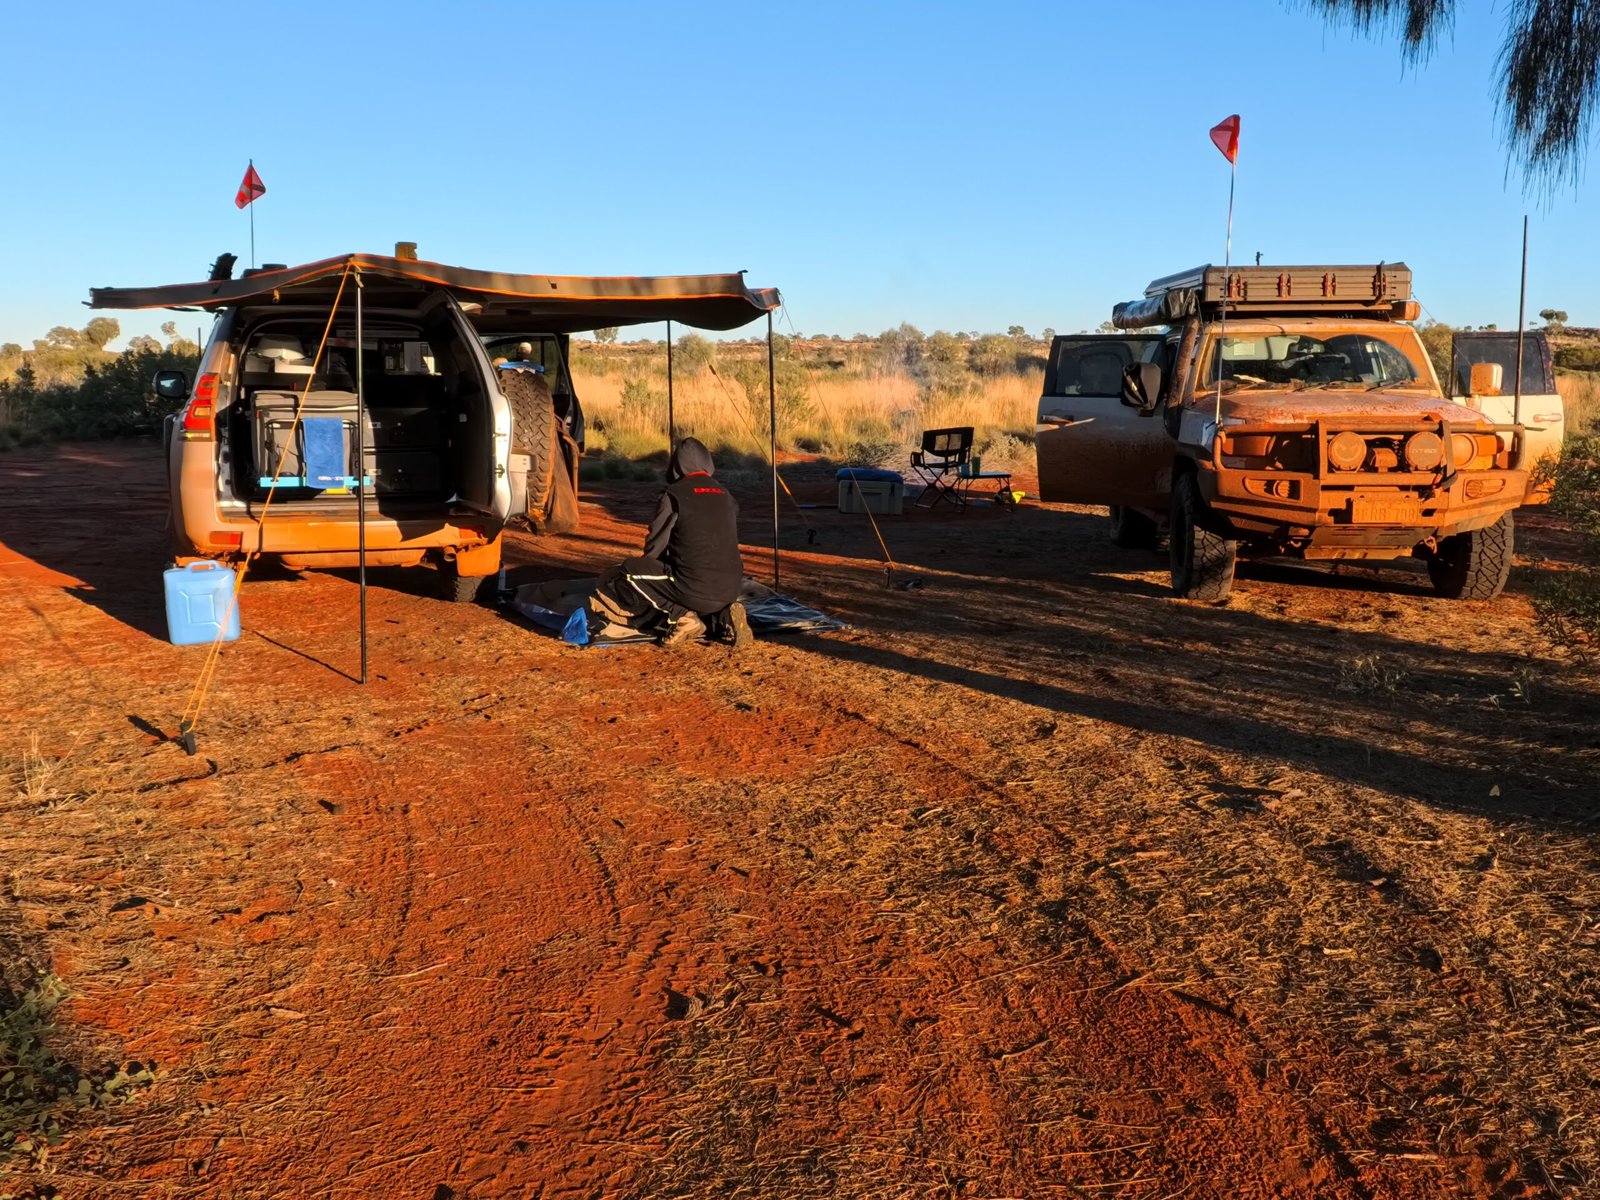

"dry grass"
[573, 364, 1042, 472]
[1557, 372, 1600, 435]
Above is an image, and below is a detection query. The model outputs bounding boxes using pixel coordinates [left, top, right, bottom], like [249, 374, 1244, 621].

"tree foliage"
[0, 341, 199, 445]
[673, 333, 715, 376]
[1308, 0, 1600, 186]
[1417, 319, 1457, 386]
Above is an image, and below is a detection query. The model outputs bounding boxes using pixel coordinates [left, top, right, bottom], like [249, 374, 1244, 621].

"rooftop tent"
[87, 253, 782, 333]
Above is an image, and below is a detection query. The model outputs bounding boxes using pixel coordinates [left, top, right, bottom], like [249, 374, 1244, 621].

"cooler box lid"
[836, 467, 903, 483]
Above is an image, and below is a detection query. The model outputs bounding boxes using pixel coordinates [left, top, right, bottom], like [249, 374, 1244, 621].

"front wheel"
[1427, 514, 1514, 600]
[1169, 473, 1236, 601]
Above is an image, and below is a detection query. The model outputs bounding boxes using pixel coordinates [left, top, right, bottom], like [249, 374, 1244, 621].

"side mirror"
[1467, 362, 1503, 397]
[152, 369, 190, 402]
[1120, 362, 1163, 413]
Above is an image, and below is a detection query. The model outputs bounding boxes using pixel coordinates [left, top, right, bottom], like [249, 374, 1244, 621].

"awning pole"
[768, 311, 779, 588]
[666, 319, 676, 451]
[355, 269, 369, 685]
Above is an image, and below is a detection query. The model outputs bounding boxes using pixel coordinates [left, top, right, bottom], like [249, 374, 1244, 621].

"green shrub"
[1535, 432, 1600, 655]
[1554, 343, 1600, 372]
[673, 334, 715, 376]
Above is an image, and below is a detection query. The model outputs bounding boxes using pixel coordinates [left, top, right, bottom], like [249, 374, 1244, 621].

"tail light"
[182, 373, 220, 439]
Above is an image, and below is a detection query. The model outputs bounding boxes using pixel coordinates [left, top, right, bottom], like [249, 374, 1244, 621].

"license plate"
[1350, 498, 1420, 525]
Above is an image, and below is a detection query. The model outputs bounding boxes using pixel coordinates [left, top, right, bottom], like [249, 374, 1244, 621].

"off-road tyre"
[1109, 505, 1160, 550]
[501, 367, 557, 522]
[1427, 514, 1514, 601]
[1169, 472, 1236, 601]
[441, 566, 485, 604]
[543, 433, 581, 535]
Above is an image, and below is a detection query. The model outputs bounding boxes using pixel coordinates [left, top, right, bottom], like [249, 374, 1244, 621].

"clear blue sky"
[3, 1, 1594, 348]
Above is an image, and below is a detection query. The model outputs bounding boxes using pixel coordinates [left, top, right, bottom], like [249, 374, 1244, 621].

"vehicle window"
[1452, 335, 1554, 396]
[1046, 337, 1163, 396]
[1201, 327, 1432, 391]
[241, 325, 439, 385]
[485, 335, 572, 394]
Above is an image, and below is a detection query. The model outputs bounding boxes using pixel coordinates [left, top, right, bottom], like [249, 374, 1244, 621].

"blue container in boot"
[164, 562, 241, 646]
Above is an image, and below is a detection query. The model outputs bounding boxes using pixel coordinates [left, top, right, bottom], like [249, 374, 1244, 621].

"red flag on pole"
[235, 163, 266, 209]
[1209, 115, 1240, 163]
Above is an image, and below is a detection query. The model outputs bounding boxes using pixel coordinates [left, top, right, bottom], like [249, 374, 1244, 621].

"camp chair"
[910, 426, 974, 509]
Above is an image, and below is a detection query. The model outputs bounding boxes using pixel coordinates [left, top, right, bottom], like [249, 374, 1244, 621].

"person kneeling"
[588, 437, 752, 648]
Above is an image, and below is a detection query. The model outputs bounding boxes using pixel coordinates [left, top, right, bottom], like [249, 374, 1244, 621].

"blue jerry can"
[163, 562, 241, 646]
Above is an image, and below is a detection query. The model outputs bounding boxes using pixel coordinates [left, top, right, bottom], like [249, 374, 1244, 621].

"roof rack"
[1148, 263, 1411, 306]
[1113, 263, 1416, 329]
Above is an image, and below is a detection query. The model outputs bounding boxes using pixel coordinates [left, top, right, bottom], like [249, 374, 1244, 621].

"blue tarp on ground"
[508, 576, 844, 647]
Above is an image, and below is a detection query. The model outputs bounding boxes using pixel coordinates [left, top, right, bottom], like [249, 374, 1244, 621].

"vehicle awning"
[87, 253, 782, 333]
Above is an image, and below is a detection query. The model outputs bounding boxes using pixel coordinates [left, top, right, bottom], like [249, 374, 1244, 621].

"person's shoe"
[659, 612, 706, 648]
[726, 601, 753, 649]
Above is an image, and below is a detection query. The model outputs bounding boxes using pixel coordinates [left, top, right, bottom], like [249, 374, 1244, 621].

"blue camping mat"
[508, 576, 844, 647]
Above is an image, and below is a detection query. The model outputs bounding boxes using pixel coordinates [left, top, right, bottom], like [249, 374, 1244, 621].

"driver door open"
[1036, 335, 1169, 507]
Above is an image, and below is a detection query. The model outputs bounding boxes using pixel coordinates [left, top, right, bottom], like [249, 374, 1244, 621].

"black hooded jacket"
[642, 438, 744, 611]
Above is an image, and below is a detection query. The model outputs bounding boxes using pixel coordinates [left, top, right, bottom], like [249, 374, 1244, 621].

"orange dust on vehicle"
[1037, 264, 1528, 601]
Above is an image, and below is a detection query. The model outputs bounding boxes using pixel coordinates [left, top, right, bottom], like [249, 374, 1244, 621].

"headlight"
[1450, 434, 1477, 468]
[1404, 431, 1444, 471]
[1328, 431, 1367, 471]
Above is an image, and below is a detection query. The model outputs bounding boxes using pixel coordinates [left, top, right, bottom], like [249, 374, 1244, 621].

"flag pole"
[1215, 152, 1235, 427]
[1514, 214, 1528, 428]
[248, 158, 256, 270]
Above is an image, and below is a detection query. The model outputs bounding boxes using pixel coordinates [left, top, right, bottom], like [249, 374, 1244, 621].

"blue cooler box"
[164, 562, 241, 646]
[836, 467, 905, 515]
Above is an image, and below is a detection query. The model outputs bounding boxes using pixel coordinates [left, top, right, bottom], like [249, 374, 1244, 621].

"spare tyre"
[500, 367, 557, 522]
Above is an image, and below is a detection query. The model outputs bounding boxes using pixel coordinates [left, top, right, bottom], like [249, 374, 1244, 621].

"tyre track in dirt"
[2, 444, 1595, 1198]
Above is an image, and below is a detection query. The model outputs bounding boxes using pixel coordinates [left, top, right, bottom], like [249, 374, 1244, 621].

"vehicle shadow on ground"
[0, 443, 175, 640]
[783, 546, 1599, 828]
[746, 486, 1599, 829]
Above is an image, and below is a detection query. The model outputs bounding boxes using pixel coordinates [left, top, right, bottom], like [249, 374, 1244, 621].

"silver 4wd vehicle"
[1036, 264, 1530, 601]
[89, 252, 778, 600]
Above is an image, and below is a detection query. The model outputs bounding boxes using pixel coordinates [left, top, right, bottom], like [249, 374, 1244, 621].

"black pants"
[590, 557, 740, 634]
[589, 557, 691, 630]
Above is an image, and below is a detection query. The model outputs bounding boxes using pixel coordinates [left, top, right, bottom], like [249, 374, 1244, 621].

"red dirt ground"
[1, 441, 1597, 1199]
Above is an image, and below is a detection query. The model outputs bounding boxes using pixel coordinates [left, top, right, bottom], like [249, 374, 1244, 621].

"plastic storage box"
[836, 467, 905, 515]
[164, 562, 241, 646]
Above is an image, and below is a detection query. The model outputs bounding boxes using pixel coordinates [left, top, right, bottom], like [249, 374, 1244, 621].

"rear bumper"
[173, 442, 503, 573]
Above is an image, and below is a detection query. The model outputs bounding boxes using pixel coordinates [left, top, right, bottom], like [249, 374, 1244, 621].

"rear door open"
[430, 293, 513, 522]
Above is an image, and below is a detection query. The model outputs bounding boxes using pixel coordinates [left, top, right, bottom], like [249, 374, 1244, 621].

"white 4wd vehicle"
[89, 252, 778, 600]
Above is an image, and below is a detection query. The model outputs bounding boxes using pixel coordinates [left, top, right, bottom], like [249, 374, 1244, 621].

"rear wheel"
[1427, 514, 1514, 600]
[1169, 472, 1236, 601]
[501, 367, 557, 522]
[1109, 505, 1160, 550]
[441, 566, 484, 604]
